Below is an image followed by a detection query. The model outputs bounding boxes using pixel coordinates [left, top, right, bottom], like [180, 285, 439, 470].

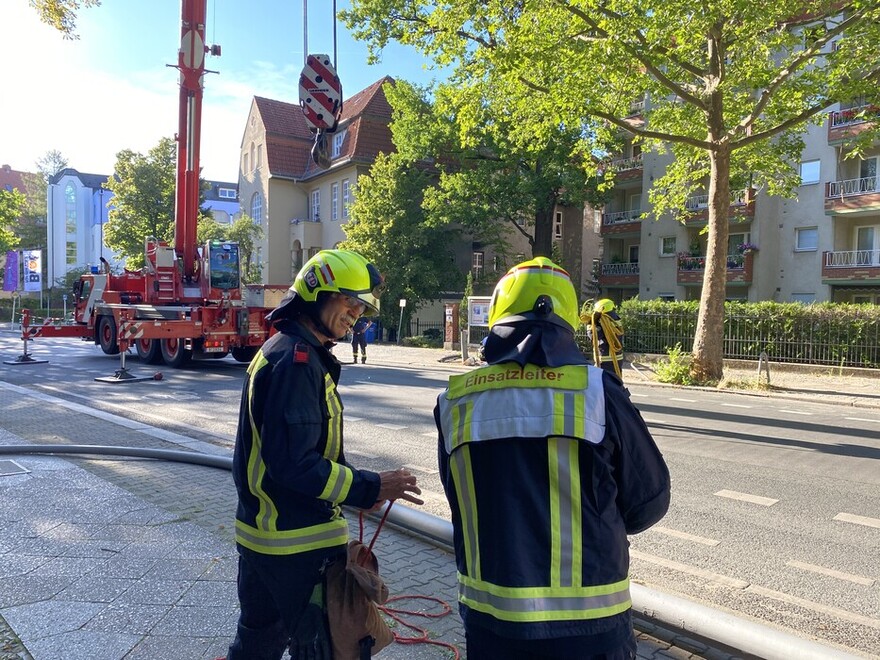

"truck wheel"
[161, 338, 192, 367]
[135, 338, 162, 364]
[231, 346, 258, 363]
[97, 316, 120, 355]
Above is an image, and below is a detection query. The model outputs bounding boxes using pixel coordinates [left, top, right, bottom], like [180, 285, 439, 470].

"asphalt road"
[1, 335, 878, 657]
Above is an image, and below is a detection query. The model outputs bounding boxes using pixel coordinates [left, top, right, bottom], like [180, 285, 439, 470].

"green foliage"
[0, 189, 26, 253]
[654, 343, 698, 386]
[459, 271, 473, 330]
[340, 152, 461, 332]
[401, 334, 443, 349]
[29, 0, 101, 39]
[103, 137, 212, 270]
[196, 214, 263, 284]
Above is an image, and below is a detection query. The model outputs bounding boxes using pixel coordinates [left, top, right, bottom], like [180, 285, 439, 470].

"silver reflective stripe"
[553, 437, 574, 587]
[450, 447, 481, 581]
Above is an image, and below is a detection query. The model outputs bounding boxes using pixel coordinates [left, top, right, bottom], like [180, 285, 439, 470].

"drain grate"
[0, 459, 30, 477]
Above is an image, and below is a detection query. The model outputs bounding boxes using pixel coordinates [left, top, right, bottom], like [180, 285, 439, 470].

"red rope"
[359, 507, 461, 659]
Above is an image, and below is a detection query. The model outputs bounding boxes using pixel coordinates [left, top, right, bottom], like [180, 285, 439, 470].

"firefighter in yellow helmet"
[434, 257, 670, 660]
[583, 298, 625, 379]
[227, 250, 423, 660]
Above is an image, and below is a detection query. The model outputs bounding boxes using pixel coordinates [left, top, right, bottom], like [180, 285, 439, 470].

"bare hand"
[377, 468, 424, 506]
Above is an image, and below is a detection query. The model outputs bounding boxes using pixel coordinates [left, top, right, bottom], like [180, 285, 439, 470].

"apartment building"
[596, 101, 880, 305]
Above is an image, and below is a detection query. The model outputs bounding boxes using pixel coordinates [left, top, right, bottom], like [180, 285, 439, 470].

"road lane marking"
[746, 585, 880, 630]
[786, 560, 874, 586]
[844, 416, 877, 423]
[721, 403, 751, 408]
[651, 526, 720, 546]
[403, 463, 438, 475]
[834, 512, 880, 529]
[629, 550, 748, 588]
[714, 489, 778, 506]
[777, 409, 813, 415]
[630, 392, 648, 397]
[669, 397, 697, 403]
[375, 423, 407, 431]
[346, 416, 364, 423]
[421, 432, 436, 438]
[347, 449, 378, 459]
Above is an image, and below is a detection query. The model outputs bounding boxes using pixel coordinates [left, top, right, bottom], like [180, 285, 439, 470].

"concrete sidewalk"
[0, 381, 741, 660]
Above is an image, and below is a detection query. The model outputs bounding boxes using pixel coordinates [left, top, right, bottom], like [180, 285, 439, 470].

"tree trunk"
[690, 143, 731, 383]
[532, 205, 554, 257]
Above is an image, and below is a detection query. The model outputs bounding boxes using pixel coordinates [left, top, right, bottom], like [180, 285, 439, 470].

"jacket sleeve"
[256, 357, 380, 509]
[602, 372, 670, 534]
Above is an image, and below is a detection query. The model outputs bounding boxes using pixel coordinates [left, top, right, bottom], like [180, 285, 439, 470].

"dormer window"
[332, 130, 347, 158]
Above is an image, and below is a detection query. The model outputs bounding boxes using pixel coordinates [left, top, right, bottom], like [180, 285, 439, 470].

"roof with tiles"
[0, 164, 29, 193]
[48, 168, 111, 190]
[254, 76, 396, 181]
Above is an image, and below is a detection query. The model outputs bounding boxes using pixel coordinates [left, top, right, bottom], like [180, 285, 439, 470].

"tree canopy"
[340, 152, 461, 332]
[343, 0, 880, 381]
[197, 214, 263, 284]
[103, 136, 212, 270]
[0, 189, 25, 254]
[29, 0, 100, 39]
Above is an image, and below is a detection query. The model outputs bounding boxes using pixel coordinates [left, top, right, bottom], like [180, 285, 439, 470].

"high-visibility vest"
[436, 363, 632, 630]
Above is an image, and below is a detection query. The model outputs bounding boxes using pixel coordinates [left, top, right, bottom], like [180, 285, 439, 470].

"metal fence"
[618, 309, 880, 368]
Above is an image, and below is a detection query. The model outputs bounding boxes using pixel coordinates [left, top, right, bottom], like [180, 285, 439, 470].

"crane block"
[298, 54, 343, 132]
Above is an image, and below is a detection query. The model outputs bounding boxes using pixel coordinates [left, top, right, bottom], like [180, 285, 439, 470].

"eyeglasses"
[338, 294, 367, 315]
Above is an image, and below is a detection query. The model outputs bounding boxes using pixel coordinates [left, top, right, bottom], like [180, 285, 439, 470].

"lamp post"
[397, 298, 406, 345]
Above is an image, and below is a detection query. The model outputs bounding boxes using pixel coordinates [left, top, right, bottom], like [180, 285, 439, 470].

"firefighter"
[584, 298, 625, 379]
[434, 257, 670, 660]
[350, 316, 372, 363]
[225, 249, 423, 660]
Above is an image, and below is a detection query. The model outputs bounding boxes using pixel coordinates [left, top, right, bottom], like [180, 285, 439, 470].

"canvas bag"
[326, 517, 394, 659]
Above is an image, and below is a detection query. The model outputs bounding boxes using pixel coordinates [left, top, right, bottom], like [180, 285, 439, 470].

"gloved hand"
[288, 583, 331, 660]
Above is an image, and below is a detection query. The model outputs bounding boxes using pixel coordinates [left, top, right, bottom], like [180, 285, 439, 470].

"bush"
[402, 335, 443, 349]
[422, 328, 442, 340]
[654, 343, 698, 386]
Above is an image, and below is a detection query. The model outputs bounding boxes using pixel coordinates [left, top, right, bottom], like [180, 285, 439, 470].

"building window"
[472, 251, 484, 277]
[250, 143, 256, 172]
[256, 247, 263, 268]
[66, 241, 77, 265]
[331, 183, 339, 222]
[553, 211, 562, 239]
[251, 192, 263, 224]
[660, 236, 677, 256]
[728, 232, 750, 254]
[800, 160, 820, 185]
[333, 131, 346, 158]
[65, 183, 76, 233]
[342, 179, 351, 218]
[795, 227, 818, 251]
[628, 245, 640, 263]
[311, 190, 321, 221]
[218, 188, 236, 199]
[256, 144, 262, 169]
[658, 293, 675, 302]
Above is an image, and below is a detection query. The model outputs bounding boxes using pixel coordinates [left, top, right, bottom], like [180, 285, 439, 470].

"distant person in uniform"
[350, 317, 373, 364]
[584, 298, 625, 379]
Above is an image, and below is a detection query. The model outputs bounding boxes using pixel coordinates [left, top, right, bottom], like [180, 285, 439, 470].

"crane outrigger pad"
[95, 370, 156, 384]
[4, 355, 49, 365]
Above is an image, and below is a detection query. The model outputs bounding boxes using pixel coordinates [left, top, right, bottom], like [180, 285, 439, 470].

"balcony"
[827, 104, 880, 145]
[290, 216, 322, 245]
[600, 210, 642, 235]
[676, 253, 753, 285]
[682, 189, 755, 225]
[821, 250, 880, 283]
[824, 176, 880, 215]
[606, 153, 643, 182]
[598, 261, 639, 287]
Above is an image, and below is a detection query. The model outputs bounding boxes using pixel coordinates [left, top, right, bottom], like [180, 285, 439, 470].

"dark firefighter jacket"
[434, 361, 670, 641]
[233, 320, 381, 557]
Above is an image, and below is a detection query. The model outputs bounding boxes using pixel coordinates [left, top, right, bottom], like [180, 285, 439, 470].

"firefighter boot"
[361, 355, 366, 364]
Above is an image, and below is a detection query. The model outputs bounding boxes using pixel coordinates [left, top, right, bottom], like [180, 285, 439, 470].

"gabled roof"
[0, 164, 29, 194]
[49, 168, 111, 190]
[252, 76, 397, 181]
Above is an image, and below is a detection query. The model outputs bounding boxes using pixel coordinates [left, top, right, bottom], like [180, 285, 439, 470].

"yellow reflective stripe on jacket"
[450, 446, 481, 581]
[318, 372, 353, 504]
[439, 366, 604, 453]
[548, 436, 582, 588]
[235, 517, 349, 556]
[245, 351, 278, 532]
[458, 573, 631, 622]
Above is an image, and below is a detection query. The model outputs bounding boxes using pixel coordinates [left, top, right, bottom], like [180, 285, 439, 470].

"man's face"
[319, 293, 367, 340]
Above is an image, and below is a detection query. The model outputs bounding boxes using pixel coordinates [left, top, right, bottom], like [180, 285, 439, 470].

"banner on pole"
[23, 249, 42, 293]
[3, 250, 18, 292]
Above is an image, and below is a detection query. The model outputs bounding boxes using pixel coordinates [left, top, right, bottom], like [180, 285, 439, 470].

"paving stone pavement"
[10, 338, 874, 659]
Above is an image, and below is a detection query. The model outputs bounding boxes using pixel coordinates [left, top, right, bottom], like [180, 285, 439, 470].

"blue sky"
[0, 1, 444, 182]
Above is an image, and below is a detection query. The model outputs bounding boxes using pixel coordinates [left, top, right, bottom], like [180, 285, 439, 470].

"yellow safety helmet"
[594, 298, 615, 314]
[292, 250, 383, 316]
[488, 257, 580, 332]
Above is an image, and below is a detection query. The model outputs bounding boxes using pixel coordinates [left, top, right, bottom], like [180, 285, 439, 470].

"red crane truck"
[19, 0, 296, 370]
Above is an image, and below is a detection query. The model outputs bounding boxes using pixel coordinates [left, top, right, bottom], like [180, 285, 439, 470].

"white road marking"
[844, 416, 877, 423]
[834, 512, 880, 529]
[403, 463, 438, 475]
[651, 526, 720, 546]
[669, 397, 697, 403]
[421, 432, 436, 438]
[721, 403, 751, 408]
[629, 550, 748, 588]
[347, 449, 378, 459]
[346, 416, 364, 423]
[777, 409, 813, 415]
[630, 392, 649, 397]
[714, 489, 778, 506]
[375, 423, 407, 431]
[786, 560, 874, 586]
[747, 585, 880, 630]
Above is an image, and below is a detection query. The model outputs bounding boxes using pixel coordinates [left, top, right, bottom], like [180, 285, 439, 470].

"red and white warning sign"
[298, 54, 343, 132]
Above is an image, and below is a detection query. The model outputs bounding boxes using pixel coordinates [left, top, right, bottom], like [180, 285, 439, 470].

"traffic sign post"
[397, 298, 406, 345]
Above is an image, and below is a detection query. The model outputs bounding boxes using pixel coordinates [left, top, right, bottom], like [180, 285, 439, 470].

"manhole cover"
[0, 459, 30, 477]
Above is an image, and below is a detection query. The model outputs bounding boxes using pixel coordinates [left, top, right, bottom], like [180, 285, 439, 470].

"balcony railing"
[678, 254, 746, 271]
[827, 176, 878, 198]
[685, 189, 749, 211]
[829, 103, 880, 128]
[601, 262, 640, 276]
[608, 153, 643, 172]
[602, 210, 642, 225]
[824, 249, 880, 267]
[627, 100, 645, 117]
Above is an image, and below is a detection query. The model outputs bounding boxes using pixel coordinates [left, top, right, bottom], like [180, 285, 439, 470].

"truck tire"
[135, 338, 162, 364]
[231, 346, 258, 363]
[160, 338, 192, 368]
[97, 316, 120, 355]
